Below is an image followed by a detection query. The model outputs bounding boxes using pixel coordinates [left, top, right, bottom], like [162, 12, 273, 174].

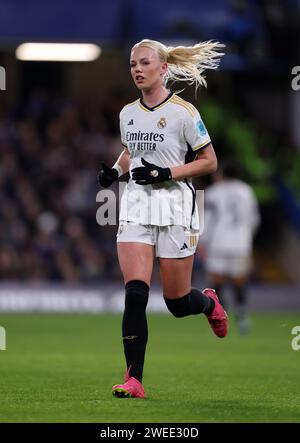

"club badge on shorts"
[118, 223, 124, 235]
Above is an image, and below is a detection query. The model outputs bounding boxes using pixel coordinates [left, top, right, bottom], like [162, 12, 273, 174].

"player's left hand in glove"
[98, 163, 119, 188]
[131, 158, 172, 185]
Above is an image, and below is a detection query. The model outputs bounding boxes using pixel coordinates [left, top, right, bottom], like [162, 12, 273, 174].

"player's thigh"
[117, 242, 154, 285]
[158, 255, 194, 299]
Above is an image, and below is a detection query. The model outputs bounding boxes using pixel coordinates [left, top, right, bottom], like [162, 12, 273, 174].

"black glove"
[98, 163, 119, 188]
[131, 158, 172, 185]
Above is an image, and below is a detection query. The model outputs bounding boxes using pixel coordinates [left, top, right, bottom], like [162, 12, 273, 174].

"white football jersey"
[119, 92, 211, 228]
[201, 179, 260, 254]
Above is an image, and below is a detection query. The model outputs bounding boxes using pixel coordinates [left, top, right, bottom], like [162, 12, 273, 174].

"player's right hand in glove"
[98, 163, 119, 188]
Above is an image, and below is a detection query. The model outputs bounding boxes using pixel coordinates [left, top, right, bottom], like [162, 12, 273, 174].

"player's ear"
[160, 62, 168, 76]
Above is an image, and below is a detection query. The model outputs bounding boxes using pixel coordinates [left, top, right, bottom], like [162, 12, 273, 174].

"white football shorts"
[205, 253, 253, 278]
[117, 221, 199, 258]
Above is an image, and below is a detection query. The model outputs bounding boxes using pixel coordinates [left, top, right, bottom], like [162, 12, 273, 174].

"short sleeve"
[119, 112, 127, 148]
[183, 109, 211, 153]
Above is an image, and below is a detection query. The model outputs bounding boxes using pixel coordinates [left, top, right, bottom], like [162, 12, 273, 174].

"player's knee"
[125, 280, 149, 309]
[164, 294, 189, 318]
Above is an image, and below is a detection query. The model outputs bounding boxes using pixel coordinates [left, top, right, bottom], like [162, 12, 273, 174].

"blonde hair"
[132, 39, 225, 90]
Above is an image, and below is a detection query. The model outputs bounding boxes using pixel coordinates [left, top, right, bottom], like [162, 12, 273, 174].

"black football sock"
[122, 280, 149, 383]
[214, 284, 227, 311]
[164, 288, 215, 318]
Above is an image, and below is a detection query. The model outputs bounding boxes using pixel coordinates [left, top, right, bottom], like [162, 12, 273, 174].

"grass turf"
[0, 313, 299, 423]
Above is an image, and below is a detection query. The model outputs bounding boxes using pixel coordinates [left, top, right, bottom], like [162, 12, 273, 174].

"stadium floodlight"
[16, 43, 101, 62]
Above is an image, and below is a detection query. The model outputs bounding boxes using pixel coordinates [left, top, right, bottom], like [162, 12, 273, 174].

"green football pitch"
[0, 313, 299, 423]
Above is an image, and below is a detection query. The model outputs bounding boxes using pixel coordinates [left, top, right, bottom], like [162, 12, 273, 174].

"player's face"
[130, 46, 167, 91]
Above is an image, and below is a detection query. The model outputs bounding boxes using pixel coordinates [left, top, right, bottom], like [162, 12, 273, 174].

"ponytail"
[132, 39, 225, 90]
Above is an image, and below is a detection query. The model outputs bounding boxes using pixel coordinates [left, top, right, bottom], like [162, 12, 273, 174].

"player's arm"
[131, 145, 217, 185]
[170, 108, 217, 180]
[131, 108, 217, 185]
[131, 145, 216, 185]
[171, 109, 217, 179]
[98, 145, 130, 188]
[113, 145, 131, 176]
[99, 109, 131, 188]
[170, 143, 217, 180]
[249, 188, 261, 233]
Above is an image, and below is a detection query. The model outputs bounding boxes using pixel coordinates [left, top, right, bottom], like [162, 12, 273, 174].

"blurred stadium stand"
[0, 0, 300, 310]
[0, 0, 126, 42]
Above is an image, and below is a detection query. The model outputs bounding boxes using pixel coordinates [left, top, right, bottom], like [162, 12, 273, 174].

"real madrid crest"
[157, 117, 167, 129]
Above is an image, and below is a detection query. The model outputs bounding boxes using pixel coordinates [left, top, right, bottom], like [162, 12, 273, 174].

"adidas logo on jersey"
[128, 119, 134, 125]
[180, 242, 188, 250]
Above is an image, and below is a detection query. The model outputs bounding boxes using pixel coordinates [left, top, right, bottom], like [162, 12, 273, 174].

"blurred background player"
[199, 160, 260, 334]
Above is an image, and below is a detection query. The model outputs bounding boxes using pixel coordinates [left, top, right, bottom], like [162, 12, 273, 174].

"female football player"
[98, 39, 228, 398]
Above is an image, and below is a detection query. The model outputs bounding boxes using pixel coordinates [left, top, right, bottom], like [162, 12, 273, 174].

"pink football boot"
[112, 367, 146, 398]
[203, 288, 229, 338]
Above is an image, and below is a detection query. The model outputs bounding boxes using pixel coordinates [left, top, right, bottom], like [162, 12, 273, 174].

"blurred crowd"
[0, 91, 128, 283]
